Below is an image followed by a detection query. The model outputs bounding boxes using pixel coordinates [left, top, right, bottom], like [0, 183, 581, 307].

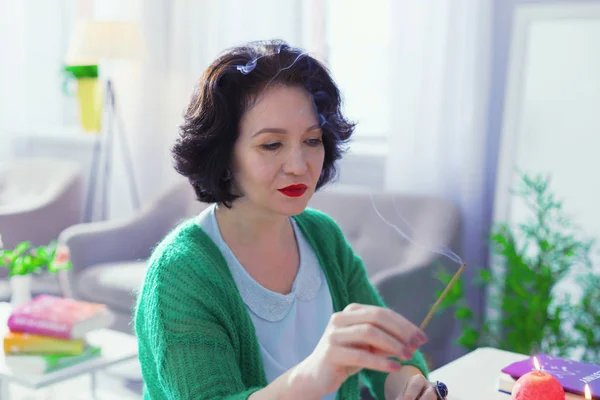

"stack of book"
[3, 295, 114, 374]
[498, 353, 600, 399]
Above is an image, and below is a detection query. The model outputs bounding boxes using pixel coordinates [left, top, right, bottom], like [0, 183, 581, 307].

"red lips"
[278, 184, 308, 197]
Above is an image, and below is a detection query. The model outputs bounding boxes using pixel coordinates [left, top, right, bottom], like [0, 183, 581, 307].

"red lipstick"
[278, 184, 308, 198]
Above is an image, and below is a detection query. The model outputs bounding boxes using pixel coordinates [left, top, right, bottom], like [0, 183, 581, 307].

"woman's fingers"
[403, 375, 438, 400]
[419, 386, 439, 400]
[329, 345, 403, 373]
[330, 324, 414, 360]
[335, 304, 428, 350]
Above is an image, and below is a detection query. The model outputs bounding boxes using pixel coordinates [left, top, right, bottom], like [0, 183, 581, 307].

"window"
[324, 0, 392, 143]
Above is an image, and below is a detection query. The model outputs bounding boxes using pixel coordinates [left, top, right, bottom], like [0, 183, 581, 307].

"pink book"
[7, 295, 114, 339]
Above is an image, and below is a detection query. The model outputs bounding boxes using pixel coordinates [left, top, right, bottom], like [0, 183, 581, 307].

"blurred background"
[1, 0, 599, 385]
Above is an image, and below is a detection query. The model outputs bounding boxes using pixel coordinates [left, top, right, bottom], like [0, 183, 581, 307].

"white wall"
[509, 18, 600, 275]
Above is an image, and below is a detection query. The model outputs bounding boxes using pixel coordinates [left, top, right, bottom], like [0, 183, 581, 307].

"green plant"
[572, 272, 600, 361]
[436, 172, 599, 362]
[0, 239, 71, 277]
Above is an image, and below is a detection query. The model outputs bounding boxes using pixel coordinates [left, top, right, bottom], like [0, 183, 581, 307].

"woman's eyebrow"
[252, 124, 321, 137]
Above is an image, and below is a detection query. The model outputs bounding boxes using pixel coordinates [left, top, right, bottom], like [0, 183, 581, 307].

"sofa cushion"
[74, 261, 147, 314]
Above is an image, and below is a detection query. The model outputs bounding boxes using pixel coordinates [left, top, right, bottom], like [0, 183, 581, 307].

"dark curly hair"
[172, 39, 355, 206]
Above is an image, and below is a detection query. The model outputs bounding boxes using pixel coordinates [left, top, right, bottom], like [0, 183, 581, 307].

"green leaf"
[11, 259, 25, 276]
[13, 241, 31, 257]
[457, 327, 479, 349]
[455, 307, 473, 320]
[0, 250, 12, 267]
[479, 269, 492, 283]
[48, 259, 71, 273]
[491, 233, 509, 248]
[36, 247, 48, 261]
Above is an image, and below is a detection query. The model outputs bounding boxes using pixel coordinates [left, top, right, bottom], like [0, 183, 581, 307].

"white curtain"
[385, 0, 492, 332]
[0, 0, 74, 160]
[99, 0, 313, 217]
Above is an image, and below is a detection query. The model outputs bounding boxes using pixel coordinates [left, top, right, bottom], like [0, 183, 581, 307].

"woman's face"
[231, 85, 325, 217]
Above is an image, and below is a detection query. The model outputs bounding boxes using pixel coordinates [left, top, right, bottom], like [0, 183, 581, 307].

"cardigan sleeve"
[155, 327, 262, 400]
[135, 254, 264, 400]
[331, 220, 430, 400]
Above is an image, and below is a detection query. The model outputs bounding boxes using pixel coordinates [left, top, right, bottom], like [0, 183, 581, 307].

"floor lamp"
[66, 20, 144, 221]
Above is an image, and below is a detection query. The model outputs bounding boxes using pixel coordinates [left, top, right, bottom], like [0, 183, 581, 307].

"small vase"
[76, 77, 103, 133]
[10, 274, 32, 307]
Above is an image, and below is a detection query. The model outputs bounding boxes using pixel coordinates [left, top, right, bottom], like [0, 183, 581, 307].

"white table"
[0, 302, 138, 399]
[429, 347, 528, 400]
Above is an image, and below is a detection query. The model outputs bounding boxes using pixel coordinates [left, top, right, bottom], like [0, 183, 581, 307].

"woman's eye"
[306, 138, 323, 147]
[261, 142, 281, 151]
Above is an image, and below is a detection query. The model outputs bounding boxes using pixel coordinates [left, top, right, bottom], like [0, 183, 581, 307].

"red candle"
[512, 357, 565, 400]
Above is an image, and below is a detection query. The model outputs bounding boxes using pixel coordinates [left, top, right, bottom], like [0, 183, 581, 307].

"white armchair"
[0, 157, 84, 287]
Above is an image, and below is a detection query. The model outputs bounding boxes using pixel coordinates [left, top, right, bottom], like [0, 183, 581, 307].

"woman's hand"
[397, 374, 447, 400]
[294, 303, 429, 398]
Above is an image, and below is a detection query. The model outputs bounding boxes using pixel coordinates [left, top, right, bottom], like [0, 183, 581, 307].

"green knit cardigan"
[134, 208, 429, 399]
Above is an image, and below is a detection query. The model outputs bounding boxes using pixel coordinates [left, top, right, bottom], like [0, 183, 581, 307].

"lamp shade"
[66, 20, 145, 65]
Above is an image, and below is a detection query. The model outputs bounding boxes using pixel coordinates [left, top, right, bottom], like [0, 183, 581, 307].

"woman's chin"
[275, 199, 311, 216]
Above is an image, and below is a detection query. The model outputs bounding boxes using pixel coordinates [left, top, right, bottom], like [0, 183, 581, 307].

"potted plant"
[0, 236, 71, 306]
[435, 172, 600, 362]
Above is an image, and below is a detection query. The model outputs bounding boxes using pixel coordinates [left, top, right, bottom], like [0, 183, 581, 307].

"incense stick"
[420, 263, 466, 331]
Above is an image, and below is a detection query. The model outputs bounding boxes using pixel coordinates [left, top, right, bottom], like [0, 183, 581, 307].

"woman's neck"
[215, 201, 292, 247]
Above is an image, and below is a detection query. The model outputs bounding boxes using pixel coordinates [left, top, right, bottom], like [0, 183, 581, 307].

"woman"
[135, 40, 447, 400]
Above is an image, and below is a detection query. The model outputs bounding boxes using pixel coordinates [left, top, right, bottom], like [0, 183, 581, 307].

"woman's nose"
[282, 148, 308, 175]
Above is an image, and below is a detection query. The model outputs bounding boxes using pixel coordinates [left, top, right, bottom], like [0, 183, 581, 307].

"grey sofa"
[60, 180, 461, 369]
